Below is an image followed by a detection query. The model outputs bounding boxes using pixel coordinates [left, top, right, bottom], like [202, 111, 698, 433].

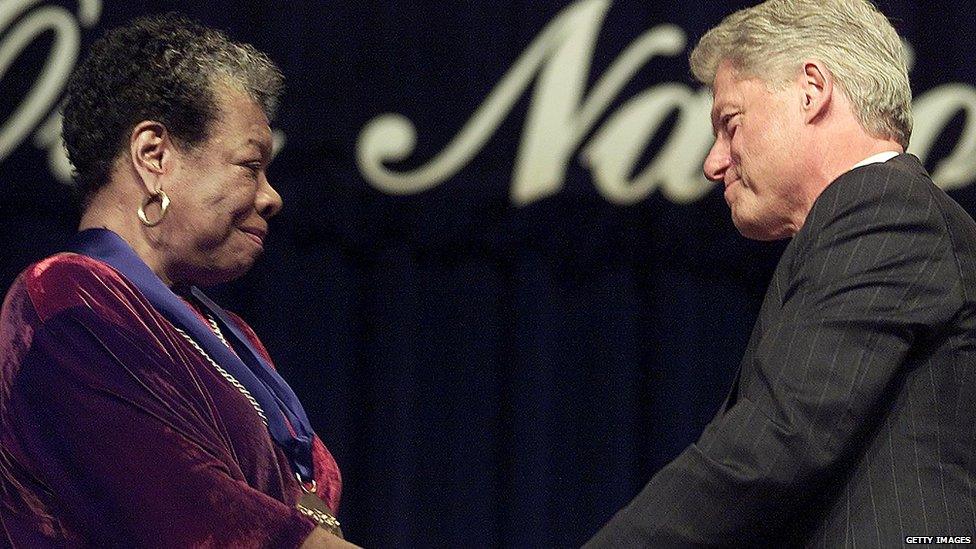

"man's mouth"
[723, 179, 741, 204]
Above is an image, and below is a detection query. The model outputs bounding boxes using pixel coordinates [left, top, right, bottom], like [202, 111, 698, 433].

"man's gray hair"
[689, 0, 912, 149]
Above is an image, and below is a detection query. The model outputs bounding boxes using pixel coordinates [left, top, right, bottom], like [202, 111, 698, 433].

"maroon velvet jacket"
[0, 253, 341, 547]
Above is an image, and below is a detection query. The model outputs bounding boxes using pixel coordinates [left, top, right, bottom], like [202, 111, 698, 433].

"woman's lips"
[239, 227, 266, 247]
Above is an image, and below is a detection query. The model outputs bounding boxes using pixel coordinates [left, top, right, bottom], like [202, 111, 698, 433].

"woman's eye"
[242, 163, 261, 178]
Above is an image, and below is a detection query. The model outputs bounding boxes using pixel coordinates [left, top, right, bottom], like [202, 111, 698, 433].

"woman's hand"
[300, 526, 363, 549]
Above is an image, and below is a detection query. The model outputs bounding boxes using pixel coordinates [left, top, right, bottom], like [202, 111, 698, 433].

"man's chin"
[733, 218, 793, 242]
[732, 212, 780, 242]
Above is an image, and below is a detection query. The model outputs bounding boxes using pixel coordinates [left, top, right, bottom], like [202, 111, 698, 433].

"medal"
[295, 478, 342, 538]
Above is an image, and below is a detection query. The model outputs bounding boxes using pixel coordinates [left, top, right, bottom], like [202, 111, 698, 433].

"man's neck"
[808, 136, 903, 200]
[786, 134, 903, 237]
[850, 150, 901, 170]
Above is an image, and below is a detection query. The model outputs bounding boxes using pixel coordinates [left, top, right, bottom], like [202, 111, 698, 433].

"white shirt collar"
[851, 151, 900, 170]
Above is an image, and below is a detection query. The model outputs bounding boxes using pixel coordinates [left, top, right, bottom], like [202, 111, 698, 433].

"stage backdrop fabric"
[1, 1, 975, 546]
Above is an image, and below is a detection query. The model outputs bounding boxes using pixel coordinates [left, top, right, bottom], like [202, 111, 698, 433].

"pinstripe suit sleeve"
[586, 163, 965, 547]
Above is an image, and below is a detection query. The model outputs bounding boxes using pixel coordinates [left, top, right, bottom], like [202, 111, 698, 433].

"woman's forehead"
[208, 89, 272, 151]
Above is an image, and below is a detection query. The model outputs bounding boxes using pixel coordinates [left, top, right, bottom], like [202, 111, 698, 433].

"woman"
[0, 14, 355, 548]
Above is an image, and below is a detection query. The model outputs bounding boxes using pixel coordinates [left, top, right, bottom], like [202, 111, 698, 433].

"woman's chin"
[179, 260, 254, 287]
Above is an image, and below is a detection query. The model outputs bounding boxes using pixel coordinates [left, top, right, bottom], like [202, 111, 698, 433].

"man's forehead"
[709, 75, 739, 131]
[710, 84, 736, 112]
[711, 61, 743, 98]
[708, 62, 762, 124]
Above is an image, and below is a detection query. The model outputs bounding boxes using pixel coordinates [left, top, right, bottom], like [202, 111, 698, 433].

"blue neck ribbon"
[68, 228, 316, 483]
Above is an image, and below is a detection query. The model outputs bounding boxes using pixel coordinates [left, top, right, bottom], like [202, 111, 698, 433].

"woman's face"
[158, 86, 282, 287]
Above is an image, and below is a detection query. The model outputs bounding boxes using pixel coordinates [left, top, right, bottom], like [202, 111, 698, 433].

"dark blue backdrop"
[1, 1, 974, 546]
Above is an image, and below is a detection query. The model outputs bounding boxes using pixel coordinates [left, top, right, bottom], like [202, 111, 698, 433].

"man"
[587, 0, 976, 546]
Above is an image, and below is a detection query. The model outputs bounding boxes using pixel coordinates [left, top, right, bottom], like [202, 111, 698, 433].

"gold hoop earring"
[137, 190, 170, 227]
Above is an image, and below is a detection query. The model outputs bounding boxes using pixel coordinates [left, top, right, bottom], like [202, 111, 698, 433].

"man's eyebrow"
[710, 105, 728, 137]
[710, 108, 721, 137]
[710, 104, 739, 137]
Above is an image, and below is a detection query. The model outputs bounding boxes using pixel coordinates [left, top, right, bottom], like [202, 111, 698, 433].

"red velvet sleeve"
[1, 255, 316, 547]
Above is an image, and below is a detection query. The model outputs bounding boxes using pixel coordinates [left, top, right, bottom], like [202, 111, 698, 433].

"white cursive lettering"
[0, 0, 101, 172]
[910, 84, 976, 191]
[357, 0, 976, 206]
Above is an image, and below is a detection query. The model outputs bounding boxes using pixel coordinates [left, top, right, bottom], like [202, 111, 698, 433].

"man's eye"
[723, 113, 739, 136]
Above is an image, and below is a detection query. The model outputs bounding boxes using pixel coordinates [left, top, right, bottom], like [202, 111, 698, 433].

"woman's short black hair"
[62, 13, 284, 205]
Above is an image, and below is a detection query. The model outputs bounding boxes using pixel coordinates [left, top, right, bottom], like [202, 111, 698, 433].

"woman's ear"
[129, 120, 173, 194]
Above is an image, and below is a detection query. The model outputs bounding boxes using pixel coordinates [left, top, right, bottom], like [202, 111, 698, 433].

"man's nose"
[703, 139, 730, 182]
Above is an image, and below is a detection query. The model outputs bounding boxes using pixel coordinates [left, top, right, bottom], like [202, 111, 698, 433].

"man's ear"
[798, 60, 833, 124]
[129, 121, 174, 195]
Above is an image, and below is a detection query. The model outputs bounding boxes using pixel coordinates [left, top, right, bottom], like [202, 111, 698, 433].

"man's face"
[159, 86, 282, 286]
[703, 60, 807, 241]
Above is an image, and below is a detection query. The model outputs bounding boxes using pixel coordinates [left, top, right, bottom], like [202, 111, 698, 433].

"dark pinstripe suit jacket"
[587, 154, 976, 547]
